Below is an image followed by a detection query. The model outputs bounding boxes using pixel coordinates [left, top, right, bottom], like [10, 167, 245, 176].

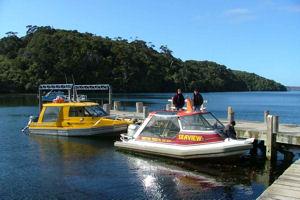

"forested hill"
[0, 26, 286, 93]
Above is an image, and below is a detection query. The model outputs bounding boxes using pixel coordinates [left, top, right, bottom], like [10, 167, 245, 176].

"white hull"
[114, 139, 253, 159]
[29, 124, 128, 136]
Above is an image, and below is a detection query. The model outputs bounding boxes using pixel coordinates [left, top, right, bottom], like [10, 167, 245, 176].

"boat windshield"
[140, 115, 180, 139]
[84, 106, 108, 117]
[180, 113, 224, 131]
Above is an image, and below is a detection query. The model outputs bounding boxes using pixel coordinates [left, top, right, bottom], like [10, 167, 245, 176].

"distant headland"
[286, 86, 300, 91]
[0, 26, 286, 93]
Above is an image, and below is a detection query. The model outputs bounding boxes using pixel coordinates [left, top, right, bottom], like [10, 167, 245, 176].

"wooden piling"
[136, 102, 143, 113]
[143, 106, 149, 119]
[114, 101, 121, 111]
[272, 115, 279, 133]
[103, 104, 111, 115]
[264, 110, 270, 123]
[266, 115, 277, 160]
[227, 106, 234, 123]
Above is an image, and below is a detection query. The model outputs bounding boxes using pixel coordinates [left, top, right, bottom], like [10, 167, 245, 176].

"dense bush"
[0, 26, 286, 93]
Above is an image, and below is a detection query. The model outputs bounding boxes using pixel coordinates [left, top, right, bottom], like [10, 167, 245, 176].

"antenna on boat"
[71, 75, 77, 102]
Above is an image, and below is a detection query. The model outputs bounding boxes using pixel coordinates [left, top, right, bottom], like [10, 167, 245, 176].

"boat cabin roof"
[42, 102, 99, 107]
[150, 110, 209, 117]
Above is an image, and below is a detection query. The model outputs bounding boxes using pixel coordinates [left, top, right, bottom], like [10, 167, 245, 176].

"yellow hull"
[28, 101, 130, 137]
[29, 124, 128, 136]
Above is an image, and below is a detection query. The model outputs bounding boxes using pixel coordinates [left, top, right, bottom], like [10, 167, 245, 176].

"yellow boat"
[27, 101, 130, 136]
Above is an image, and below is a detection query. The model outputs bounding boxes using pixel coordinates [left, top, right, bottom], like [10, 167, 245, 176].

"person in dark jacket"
[224, 121, 237, 139]
[173, 89, 185, 110]
[193, 89, 203, 111]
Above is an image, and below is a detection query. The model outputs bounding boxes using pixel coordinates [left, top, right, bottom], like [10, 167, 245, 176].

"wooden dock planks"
[257, 159, 300, 200]
[111, 110, 144, 119]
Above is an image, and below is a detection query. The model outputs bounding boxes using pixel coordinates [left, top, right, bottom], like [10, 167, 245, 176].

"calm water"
[0, 92, 300, 199]
[113, 91, 300, 124]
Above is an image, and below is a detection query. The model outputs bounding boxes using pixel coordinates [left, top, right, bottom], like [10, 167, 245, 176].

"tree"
[0, 26, 287, 93]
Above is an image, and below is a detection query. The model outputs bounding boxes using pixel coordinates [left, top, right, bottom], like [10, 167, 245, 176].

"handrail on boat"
[93, 118, 103, 127]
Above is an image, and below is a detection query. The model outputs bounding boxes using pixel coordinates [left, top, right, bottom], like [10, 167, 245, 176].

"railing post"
[266, 115, 277, 160]
[264, 110, 270, 123]
[38, 89, 42, 113]
[166, 104, 171, 111]
[272, 115, 279, 133]
[114, 101, 121, 111]
[108, 86, 112, 105]
[68, 89, 71, 102]
[143, 106, 149, 119]
[171, 97, 174, 109]
[227, 106, 234, 123]
[136, 102, 143, 113]
[103, 103, 111, 115]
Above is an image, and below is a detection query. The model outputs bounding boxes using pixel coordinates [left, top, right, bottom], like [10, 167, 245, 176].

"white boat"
[115, 106, 254, 159]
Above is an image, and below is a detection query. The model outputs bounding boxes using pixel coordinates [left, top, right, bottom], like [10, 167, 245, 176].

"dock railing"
[38, 84, 112, 112]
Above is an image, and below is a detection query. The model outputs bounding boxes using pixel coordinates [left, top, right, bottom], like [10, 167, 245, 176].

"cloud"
[225, 8, 251, 16]
[224, 8, 256, 23]
[281, 5, 300, 13]
[262, 1, 300, 13]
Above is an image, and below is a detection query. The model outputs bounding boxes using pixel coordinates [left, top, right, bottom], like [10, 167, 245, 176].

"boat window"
[201, 112, 224, 130]
[180, 113, 224, 131]
[69, 107, 86, 117]
[180, 114, 213, 131]
[140, 116, 180, 139]
[69, 106, 107, 117]
[84, 106, 107, 117]
[42, 107, 61, 122]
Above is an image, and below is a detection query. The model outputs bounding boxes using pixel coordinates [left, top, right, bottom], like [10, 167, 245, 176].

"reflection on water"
[118, 149, 297, 200]
[125, 154, 223, 199]
[0, 94, 38, 107]
[30, 135, 108, 161]
[0, 93, 299, 199]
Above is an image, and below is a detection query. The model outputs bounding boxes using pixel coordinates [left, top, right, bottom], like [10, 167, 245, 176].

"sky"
[0, 0, 299, 86]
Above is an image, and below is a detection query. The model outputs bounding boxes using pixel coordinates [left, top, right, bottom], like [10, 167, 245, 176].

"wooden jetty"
[227, 106, 300, 160]
[103, 101, 300, 200]
[103, 101, 300, 160]
[235, 118, 300, 160]
[257, 159, 300, 199]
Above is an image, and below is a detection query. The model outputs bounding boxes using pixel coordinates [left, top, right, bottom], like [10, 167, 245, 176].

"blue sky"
[0, 0, 299, 86]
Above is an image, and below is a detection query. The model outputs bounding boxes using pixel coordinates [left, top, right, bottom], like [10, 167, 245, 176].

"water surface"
[0, 92, 299, 199]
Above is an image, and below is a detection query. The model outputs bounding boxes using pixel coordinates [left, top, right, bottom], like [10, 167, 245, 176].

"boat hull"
[29, 124, 128, 137]
[114, 139, 253, 159]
